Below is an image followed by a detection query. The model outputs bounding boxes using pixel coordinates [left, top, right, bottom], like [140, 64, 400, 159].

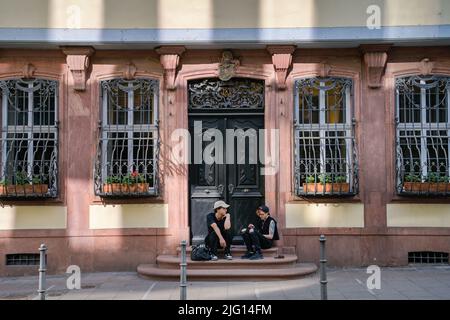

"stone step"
[157, 254, 298, 269]
[137, 263, 318, 281]
[176, 245, 281, 258]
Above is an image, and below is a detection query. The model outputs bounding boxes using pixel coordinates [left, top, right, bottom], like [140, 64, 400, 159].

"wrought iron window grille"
[0, 78, 58, 198]
[6, 253, 44, 266]
[94, 78, 160, 197]
[408, 251, 449, 264]
[396, 75, 450, 196]
[188, 78, 264, 111]
[294, 77, 358, 196]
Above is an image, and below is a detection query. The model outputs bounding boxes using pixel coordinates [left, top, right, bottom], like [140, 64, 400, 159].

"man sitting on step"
[240, 205, 279, 260]
[205, 200, 233, 261]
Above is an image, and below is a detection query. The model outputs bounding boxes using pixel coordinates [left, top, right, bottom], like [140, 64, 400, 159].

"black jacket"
[259, 216, 280, 241]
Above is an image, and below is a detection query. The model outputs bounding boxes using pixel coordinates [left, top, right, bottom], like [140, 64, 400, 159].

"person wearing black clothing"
[204, 200, 233, 260]
[241, 205, 279, 260]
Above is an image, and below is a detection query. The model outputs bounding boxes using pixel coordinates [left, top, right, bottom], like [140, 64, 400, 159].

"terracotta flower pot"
[103, 183, 149, 194]
[303, 183, 350, 193]
[403, 182, 450, 192]
[4, 184, 48, 195]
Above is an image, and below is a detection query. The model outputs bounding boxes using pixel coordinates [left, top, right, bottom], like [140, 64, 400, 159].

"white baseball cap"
[213, 200, 230, 209]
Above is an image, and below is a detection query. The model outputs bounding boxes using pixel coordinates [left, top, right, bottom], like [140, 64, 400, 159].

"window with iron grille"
[6, 253, 43, 266]
[294, 77, 358, 196]
[94, 78, 159, 196]
[396, 75, 450, 195]
[408, 251, 449, 264]
[0, 79, 58, 198]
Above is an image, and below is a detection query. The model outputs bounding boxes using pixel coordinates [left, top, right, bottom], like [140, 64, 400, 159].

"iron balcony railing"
[0, 79, 58, 198]
[396, 75, 450, 196]
[294, 77, 358, 196]
[94, 78, 159, 197]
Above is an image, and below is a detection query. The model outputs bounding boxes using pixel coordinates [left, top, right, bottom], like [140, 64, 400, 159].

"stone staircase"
[137, 245, 317, 281]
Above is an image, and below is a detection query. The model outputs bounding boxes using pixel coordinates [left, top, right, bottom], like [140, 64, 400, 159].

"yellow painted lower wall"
[387, 204, 450, 227]
[89, 204, 168, 229]
[285, 203, 364, 228]
[0, 206, 67, 230]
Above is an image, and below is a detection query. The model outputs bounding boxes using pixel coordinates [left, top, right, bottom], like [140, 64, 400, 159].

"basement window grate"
[408, 251, 449, 264]
[6, 253, 44, 266]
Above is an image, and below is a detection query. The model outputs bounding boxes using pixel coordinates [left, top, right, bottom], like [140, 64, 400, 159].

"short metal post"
[38, 244, 47, 300]
[319, 235, 328, 300]
[180, 240, 187, 300]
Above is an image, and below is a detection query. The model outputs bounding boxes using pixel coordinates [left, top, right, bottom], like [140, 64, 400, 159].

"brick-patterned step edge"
[157, 254, 298, 269]
[137, 263, 318, 281]
[176, 245, 280, 257]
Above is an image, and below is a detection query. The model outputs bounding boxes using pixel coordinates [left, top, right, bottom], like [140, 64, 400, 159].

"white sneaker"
[224, 253, 233, 260]
[210, 254, 218, 261]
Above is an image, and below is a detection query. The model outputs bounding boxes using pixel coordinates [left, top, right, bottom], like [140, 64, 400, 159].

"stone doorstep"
[176, 245, 295, 257]
[157, 254, 298, 270]
[137, 263, 318, 281]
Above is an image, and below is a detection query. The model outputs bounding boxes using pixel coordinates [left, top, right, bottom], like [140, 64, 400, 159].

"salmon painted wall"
[0, 46, 449, 275]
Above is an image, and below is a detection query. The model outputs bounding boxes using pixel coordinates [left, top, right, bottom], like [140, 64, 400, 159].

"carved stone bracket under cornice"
[360, 44, 391, 89]
[61, 46, 95, 91]
[156, 46, 186, 90]
[267, 45, 296, 90]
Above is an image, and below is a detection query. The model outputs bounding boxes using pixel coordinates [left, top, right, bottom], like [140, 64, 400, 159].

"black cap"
[258, 205, 269, 213]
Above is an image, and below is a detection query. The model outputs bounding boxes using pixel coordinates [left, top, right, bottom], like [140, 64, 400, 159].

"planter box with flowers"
[0, 172, 49, 196]
[403, 173, 450, 193]
[103, 171, 149, 194]
[303, 174, 350, 193]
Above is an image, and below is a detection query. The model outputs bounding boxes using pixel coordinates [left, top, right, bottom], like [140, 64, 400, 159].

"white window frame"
[396, 76, 450, 184]
[294, 77, 355, 194]
[99, 78, 159, 195]
[0, 79, 58, 195]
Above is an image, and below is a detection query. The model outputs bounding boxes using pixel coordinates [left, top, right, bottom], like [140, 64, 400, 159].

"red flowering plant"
[103, 170, 149, 194]
[121, 170, 146, 185]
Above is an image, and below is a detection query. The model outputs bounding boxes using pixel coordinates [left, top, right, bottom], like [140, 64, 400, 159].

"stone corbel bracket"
[267, 45, 296, 90]
[61, 46, 95, 91]
[156, 46, 186, 90]
[360, 44, 391, 89]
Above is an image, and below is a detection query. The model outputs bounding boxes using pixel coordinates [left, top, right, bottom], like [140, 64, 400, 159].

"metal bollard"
[180, 240, 187, 300]
[38, 244, 47, 300]
[319, 235, 328, 300]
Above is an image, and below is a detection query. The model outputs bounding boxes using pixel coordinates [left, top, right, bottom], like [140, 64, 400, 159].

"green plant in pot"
[334, 175, 347, 183]
[404, 173, 421, 183]
[15, 171, 30, 185]
[104, 171, 148, 194]
[303, 173, 349, 193]
[318, 173, 332, 185]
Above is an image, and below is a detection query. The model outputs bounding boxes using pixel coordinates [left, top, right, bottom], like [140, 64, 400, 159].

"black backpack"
[190, 244, 211, 261]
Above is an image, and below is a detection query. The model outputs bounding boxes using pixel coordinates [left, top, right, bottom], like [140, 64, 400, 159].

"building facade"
[1, 0, 450, 276]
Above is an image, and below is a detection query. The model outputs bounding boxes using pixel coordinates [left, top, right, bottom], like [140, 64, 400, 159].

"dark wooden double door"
[189, 115, 265, 244]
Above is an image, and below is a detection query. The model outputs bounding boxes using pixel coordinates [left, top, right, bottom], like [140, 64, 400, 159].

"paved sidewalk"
[1, 266, 450, 300]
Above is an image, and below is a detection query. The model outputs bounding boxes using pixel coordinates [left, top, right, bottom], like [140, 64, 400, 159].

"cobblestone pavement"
[1, 266, 450, 300]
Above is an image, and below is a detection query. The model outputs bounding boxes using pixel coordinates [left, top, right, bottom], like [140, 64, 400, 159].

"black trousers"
[241, 229, 272, 253]
[204, 229, 233, 255]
